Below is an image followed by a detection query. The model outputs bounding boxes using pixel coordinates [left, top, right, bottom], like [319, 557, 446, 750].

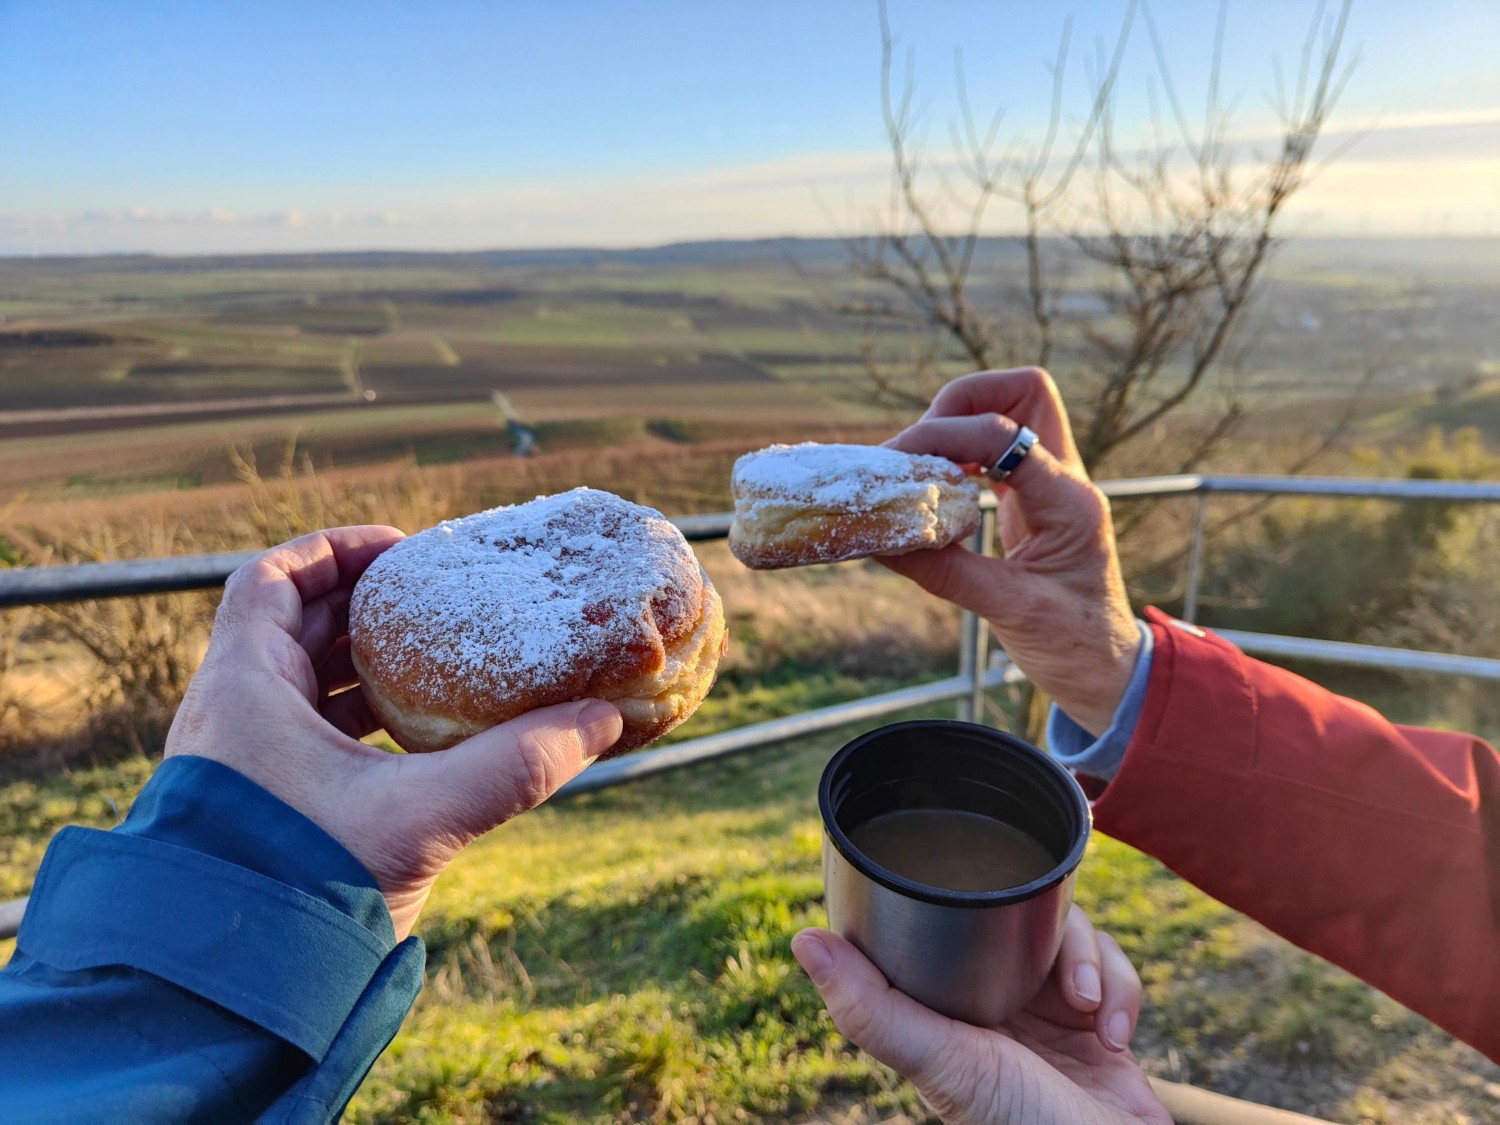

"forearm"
[1091, 608, 1500, 1061]
[0, 756, 425, 1121]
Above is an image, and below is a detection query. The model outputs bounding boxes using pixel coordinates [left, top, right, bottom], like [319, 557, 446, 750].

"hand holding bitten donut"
[165, 526, 625, 940]
[882, 367, 1141, 735]
[349, 488, 727, 756]
[728, 442, 981, 569]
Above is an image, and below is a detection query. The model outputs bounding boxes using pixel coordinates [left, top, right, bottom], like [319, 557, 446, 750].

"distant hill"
[3, 236, 1496, 281]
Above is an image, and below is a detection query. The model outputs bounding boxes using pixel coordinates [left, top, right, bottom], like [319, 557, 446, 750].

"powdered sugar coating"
[728, 442, 981, 569]
[350, 488, 709, 727]
[731, 442, 968, 508]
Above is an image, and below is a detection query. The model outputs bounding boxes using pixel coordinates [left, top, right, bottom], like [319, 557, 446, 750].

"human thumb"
[397, 699, 623, 847]
[792, 928, 997, 1113]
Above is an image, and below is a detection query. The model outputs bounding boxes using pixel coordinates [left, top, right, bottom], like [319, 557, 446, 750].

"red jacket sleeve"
[1092, 607, 1500, 1061]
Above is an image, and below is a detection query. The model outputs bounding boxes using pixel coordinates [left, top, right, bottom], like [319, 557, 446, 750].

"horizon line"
[4, 230, 1499, 264]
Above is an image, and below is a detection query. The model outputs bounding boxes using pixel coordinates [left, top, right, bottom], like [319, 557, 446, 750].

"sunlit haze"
[2, 0, 1496, 255]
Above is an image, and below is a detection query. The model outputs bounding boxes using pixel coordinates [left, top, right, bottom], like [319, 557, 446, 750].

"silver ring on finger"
[984, 425, 1039, 482]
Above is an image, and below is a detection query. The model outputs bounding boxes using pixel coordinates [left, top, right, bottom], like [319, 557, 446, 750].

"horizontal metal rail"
[0, 475, 1483, 1121]
[0, 898, 23, 942]
[3, 476, 1497, 921]
[0, 549, 261, 607]
[1098, 473, 1500, 502]
[6, 476, 1500, 607]
[0, 662, 1342, 1123]
[0, 514, 739, 608]
[557, 665, 1024, 799]
[1224, 630, 1500, 681]
[0, 666, 1023, 942]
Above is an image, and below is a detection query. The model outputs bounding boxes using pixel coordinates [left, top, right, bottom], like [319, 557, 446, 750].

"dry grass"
[9, 423, 890, 543]
[0, 421, 905, 771]
[0, 603, 37, 749]
[0, 521, 214, 771]
[3, 427, 1498, 1121]
[704, 543, 960, 683]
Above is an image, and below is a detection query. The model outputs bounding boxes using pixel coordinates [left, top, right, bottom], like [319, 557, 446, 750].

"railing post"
[957, 499, 996, 724]
[1183, 492, 1208, 624]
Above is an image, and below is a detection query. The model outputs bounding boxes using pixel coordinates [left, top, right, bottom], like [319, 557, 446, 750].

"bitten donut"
[349, 488, 727, 757]
[728, 442, 981, 570]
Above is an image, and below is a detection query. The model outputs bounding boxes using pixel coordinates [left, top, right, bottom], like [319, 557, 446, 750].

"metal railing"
[5, 475, 1499, 911]
[6, 473, 1497, 1124]
[1116, 474, 1500, 622]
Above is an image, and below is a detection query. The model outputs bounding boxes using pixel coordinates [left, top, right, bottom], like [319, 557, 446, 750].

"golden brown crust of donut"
[349, 488, 727, 757]
[728, 443, 981, 570]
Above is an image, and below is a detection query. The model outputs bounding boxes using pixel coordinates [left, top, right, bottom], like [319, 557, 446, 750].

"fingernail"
[1074, 963, 1102, 1005]
[791, 932, 835, 986]
[1104, 1010, 1133, 1051]
[577, 700, 621, 743]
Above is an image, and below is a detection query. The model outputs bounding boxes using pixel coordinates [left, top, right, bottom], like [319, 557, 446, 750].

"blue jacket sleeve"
[0, 755, 425, 1124]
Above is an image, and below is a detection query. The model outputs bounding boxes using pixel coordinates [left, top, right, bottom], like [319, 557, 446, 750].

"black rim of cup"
[819, 719, 1092, 908]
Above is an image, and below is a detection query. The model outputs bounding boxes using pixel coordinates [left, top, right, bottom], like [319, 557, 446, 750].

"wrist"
[1054, 619, 1142, 737]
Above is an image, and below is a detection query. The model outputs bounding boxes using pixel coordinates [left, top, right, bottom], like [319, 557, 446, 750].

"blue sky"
[1, 0, 1496, 254]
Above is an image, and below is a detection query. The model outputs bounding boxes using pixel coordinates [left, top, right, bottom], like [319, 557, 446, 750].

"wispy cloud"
[2, 110, 1496, 255]
[1329, 106, 1500, 133]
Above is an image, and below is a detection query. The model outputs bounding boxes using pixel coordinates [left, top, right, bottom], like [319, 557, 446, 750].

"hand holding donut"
[883, 367, 1141, 735]
[164, 526, 624, 939]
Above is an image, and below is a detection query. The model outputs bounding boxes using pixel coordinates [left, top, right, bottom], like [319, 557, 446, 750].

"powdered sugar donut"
[728, 442, 981, 570]
[349, 488, 727, 757]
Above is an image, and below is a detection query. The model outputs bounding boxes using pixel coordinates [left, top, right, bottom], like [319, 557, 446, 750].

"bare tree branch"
[847, 0, 1358, 486]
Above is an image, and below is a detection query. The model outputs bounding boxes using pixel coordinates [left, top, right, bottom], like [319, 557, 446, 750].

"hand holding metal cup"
[817, 719, 1091, 1026]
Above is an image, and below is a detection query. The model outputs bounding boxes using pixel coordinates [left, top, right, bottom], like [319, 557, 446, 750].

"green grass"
[707, 327, 865, 357]
[0, 756, 154, 901]
[346, 702, 1494, 1123]
[1, 677, 1495, 1121]
[493, 307, 638, 348]
[4, 245, 1499, 1119]
[536, 268, 815, 312]
[349, 705, 927, 1124]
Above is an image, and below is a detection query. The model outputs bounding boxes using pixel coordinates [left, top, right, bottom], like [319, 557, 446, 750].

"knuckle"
[1085, 481, 1111, 519]
[835, 991, 883, 1049]
[1061, 476, 1110, 528]
[1017, 364, 1053, 390]
[501, 731, 566, 812]
[1103, 933, 1143, 984]
[212, 581, 245, 631]
[213, 559, 269, 631]
[273, 644, 316, 696]
[981, 412, 1016, 443]
[901, 418, 938, 445]
[990, 364, 1055, 401]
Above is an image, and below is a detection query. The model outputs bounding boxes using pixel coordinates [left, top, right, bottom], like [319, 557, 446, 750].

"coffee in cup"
[818, 719, 1091, 1026]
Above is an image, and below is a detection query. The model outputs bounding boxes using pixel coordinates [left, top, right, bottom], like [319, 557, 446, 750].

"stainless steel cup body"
[819, 720, 1091, 1027]
[823, 836, 1077, 1025]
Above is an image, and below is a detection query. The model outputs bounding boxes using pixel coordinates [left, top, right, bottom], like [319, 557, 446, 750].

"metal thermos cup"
[818, 720, 1091, 1027]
